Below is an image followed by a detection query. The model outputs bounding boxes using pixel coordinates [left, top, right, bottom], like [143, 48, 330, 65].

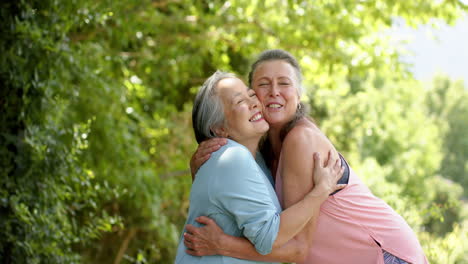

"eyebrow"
[231, 92, 242, 102]
[256, 77, 270, 81]
[231, 88, 254, 103]
[256, 76, 292, 81]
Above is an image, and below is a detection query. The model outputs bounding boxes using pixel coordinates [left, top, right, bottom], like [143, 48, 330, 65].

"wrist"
[214, 233, 227, 255]
[307, 184, 329, 201]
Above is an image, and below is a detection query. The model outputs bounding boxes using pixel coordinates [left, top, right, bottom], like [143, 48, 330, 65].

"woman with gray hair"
[175, 70, 345, 264]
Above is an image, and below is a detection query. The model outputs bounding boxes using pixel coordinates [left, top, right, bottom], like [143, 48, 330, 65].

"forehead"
[216, 77, 247, 98]
[253, 60, 296, 79]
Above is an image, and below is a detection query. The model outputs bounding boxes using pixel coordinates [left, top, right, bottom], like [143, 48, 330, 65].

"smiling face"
[214, 77, 269, 145]
[251, 60, 300, 129]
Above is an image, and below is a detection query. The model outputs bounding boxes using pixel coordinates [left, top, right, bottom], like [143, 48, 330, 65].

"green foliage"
[426, 76, 468, 196]
[0, 1, 120, 263]
[318, 77, 442, 197]
[1, 0, 467, 263]
[315, 74, 467, 263]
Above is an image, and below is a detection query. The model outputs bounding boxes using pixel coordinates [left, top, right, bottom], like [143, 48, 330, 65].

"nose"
[269, 82, 279, 97]
[249, 96, 259, 110]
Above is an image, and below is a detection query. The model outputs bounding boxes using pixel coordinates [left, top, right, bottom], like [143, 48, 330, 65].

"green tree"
[316, 75, 467, 263]
[2, 0, 468, 263]
[426, 76, 468, 196]
[0, 1, 119, 263]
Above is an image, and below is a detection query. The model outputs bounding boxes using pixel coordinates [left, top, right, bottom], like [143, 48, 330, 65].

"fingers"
[320, 151, 328, 167]
[185, 224, 199, 235]
[195, 142, 224, 163]
[184, 233, 194, 247]
[334, 157, 341, 170]
[199, 138, 227, 151]
[333, 162, 344, 181]
[217, 138, 228, 145]
[339, 166, 344, 177]
[334, 184, 347, 191]
[184, 233, 214, 256]
[184, 232, 202, 255]
[208, 137, 227, 145]
[198, 145, 219, 158]
[196, 216, 215, 226]
[333, 158, 341, 176]
[184, 231, 207, 250]
[324, 150, 332, 167]
[190, 152, 210, 177]
[184, 232, 195, 242]
[191, 139, 227, 176]
[194, 153, 211, 166]
[313, 152, 323, 168]
[186, 248, 209, 257]
[186, 248, 202, 256]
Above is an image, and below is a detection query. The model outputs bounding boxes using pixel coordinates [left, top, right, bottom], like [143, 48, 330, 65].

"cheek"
[285, 88, 299, 102]
[225, 108, 238, 125]
[254, 90, 268, 102]
[231, 106, 248, 122]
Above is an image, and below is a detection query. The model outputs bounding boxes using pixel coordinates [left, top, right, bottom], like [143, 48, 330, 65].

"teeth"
[250, 113, 262, 122]
[267, 104, 282, 108]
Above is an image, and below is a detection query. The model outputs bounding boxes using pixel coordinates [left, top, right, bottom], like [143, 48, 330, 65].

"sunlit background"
[1, 1, 467, 263]
[392, 14, 468, 86]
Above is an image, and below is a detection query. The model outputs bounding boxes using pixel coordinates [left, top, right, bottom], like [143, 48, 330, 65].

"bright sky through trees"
[391, 14, 468, 86]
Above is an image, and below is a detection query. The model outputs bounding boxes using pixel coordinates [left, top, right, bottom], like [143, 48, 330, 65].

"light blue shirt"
[175, 140, 281, 264]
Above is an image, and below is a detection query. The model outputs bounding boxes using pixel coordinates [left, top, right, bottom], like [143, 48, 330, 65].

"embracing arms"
[189, 138, 227, 180]
[185, 216, 312, 263]
[185, 134, 344, 262]
[279, 124, 342, 251]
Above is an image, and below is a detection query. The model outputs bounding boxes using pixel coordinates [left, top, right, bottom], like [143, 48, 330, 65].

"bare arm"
[272, 161, 337, 250]
[189, 138, 227, 181]
[280, 125, 341, 251]
[185, 150, 344, 262]
[185, 217, 308, 263]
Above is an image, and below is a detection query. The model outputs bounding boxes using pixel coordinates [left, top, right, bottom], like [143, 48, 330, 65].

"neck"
[238, 137, 261, 158]
[267, 126, 283, 158]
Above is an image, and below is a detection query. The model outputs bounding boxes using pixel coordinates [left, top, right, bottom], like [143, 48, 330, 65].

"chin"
[265, 118, 286, 127]
[254, 124, 269, 134]
[268, 113, 294, 125]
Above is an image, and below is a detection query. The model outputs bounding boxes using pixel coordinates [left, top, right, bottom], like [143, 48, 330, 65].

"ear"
[212, 125, 229, 138]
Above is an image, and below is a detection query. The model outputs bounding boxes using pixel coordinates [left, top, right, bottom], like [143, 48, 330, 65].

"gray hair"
[248, 49, 303, 96]
[192, 70, 236, 143]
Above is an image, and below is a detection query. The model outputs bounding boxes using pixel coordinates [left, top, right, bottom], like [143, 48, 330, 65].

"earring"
[297, 103, 302, 110]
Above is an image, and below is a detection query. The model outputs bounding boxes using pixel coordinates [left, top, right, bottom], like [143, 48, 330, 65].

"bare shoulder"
[283, 119, 321, 150]
[283, 119, 338, 159]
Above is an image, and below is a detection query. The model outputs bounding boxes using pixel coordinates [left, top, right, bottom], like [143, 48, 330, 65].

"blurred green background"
[1, 0, 467, 263]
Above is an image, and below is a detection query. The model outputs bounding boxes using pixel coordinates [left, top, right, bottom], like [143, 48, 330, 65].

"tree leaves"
[1, 0, 467, 263]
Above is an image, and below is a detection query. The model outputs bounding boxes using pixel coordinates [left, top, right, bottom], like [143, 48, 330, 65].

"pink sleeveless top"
[275, 160, 428, 264]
